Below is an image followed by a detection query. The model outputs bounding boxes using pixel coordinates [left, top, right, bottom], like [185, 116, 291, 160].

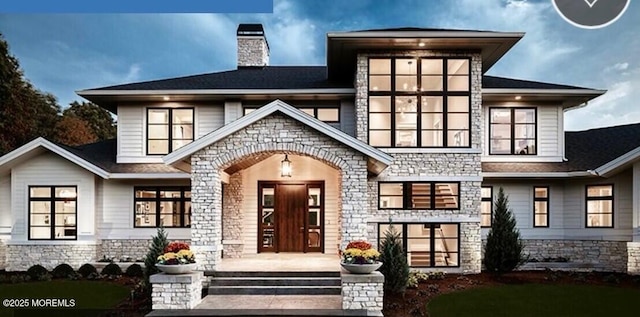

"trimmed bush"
[26, 264, 49, 281]
[52, 264, 76, 278]
[125, 264, 144, 278]
[144, 228, 169, 286]
[101, 263, 123, 276]
[78, 263, 98, 277]
[379, 224, 409, 294]
[484, 187, 526, 274]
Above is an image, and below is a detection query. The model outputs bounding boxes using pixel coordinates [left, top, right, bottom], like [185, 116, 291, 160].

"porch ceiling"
[224, 152, 273, 174]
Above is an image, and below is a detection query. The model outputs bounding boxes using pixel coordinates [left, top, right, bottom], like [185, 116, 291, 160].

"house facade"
[1, 24, 640, 274]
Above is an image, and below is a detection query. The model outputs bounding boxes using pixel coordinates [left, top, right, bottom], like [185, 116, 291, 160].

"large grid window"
[134, 187, 191, 228]
[534, 186, 549, 227]
[29, 186, 77, 240]
[586, 185, 613, 228]
[147, 108, 194, 155]
[368, 58, 471, 148]
[378, 182, 459, 210]
[378, 223, 459, 267]
[244, 106, 339, 123]
[481, 186, 493, 228]
[489, 108, 536, 155]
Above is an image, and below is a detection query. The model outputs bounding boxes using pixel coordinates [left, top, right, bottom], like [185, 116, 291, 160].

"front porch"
[214, 253, 341, 272]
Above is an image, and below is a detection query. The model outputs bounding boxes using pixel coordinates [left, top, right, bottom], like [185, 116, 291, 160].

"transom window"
[586, 185, 613, 228]
[368, 57, 471, 148]
[534, 186, 549, 227]
[481, 186, 493, 228]
[134, 187, 191, 228]
[489, 108, 536, 155]
[147, 108, 194, 155]
[29, 186, 77, 240]
[379, 182, 460, 210]
[378, 223, 459, 267]
[244, 106, 339, 123]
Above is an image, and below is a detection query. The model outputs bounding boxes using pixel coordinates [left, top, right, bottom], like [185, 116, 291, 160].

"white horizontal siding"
[241, 154, 340, 255]
[483, 169, 633, 240]
[340, 100, 356, 137]
[117, 106, 144, 160]
[224, 101, 243, 125]
[537, 106, 559, 157]
[98, 179, 190, 240]
[0, 175, 11, 236]
[198, 106, 224, 137]
[11, 153, 96, 241]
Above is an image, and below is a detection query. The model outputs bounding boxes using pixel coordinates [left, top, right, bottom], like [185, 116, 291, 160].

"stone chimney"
[237, 24, 269, 68]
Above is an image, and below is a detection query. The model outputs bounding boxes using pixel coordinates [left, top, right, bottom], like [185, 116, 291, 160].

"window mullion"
[442, 59, 448, 147]
[511, 109, 516, 154]
[50, 187, 55, 240]
[391, 58, 396, 148]
[430, 224, 436, 267]
[417, 58, 422, 147]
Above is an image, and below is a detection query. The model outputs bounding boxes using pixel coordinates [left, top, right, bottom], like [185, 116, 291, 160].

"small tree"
[379, 224, 409, 294]
[484, 187, 526, 274]
[143, 227, 169, 286]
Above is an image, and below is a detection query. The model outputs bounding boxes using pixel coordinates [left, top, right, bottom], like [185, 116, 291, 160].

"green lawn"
[0, 280, 129, 314]
[427, 284, 639, 317]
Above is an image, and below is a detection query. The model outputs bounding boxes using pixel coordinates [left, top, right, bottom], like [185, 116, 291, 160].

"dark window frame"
[133, 186, 191, 228]
[377, 223, 461, 268]
[367, 57, 472, 148]
[585, 184, 614, 228]
[533, 186, 550, 228]
[243, 105, 341, 123]
[378, 181, 461, 210]
[481, 186, 493, 228]
[28, 185, 78, 241]
[146, 107, 194, 155]
[489, 107, 537, 155]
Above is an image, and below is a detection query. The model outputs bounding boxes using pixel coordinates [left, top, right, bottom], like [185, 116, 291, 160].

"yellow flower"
[163, 252, 177, 260]
[157, 255, 165, 261]
[343, 248, 363, 257]
[177, 249, 194, 259]
[362, 249, 380, 259]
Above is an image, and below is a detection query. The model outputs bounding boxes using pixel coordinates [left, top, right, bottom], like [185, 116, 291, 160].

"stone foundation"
[0, 239, 6, 270]
[341, 271, 384, 316]
[627, 242, 640, 275]
[520, 240, 628, 272]
[150, 272, 203, 310]
[100, 239, 191, 261]
[6, 243, 100, 271]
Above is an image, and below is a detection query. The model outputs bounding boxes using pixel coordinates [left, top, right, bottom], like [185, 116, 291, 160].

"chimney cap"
[237, 24, 265, 36]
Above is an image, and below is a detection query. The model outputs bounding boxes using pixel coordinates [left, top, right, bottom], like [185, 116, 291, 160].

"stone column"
[150, 272, 203, 309]
[340, 161, 369, 248]
[191, 157, 223, 271]
[222, 172, 244, 258]
[341, 271, 384, 316]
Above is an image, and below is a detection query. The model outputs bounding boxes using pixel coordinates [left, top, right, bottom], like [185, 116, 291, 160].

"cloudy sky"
[0, 0, 637, 131]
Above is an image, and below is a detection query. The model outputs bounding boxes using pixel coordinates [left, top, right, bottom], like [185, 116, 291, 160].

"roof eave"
[595, 145, 640, 177]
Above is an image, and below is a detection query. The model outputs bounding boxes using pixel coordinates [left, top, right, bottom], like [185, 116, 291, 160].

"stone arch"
[189, 114, 370, 270]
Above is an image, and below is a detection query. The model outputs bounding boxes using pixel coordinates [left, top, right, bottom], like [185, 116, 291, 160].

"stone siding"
[100, 239, 191, 261]
[520, 239, 628, 272]
[6, 243, 99, 271]
[191, 113, 369, 270]
[627, 242, 640, 275]
[0, 239, 6, 270]
[222, 172, 244, 258]
[341, 271, 384, 316]
[357, 51, 484, 273]
[237, 36, 269, 67]
[151, 272, 203, 310]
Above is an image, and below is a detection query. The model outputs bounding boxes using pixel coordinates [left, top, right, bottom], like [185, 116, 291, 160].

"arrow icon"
[584, 0, 598, 8]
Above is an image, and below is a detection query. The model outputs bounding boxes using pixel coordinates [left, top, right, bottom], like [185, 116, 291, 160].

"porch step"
[208, 285, 341, 295]
[146, 308, 371, 316]
[207, 271, 341, 296]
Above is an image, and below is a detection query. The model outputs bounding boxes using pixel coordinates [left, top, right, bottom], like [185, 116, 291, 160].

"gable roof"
[482, 75, 591, 90]
[164, 99, 393, 175]
[483, 123, 640, 176]
[0, 138, 110, 178]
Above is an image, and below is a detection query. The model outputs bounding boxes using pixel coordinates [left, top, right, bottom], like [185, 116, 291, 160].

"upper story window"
[489, 108, 536, 155]
[29, 186, 77, 240]
[586, 185, 613, 228]
[379, 182, 460, 210]
[147, 108, 194, 155]
[368, 57, 471, 148]
[134, 187, 191, 228]
[244, 106, 339, 123]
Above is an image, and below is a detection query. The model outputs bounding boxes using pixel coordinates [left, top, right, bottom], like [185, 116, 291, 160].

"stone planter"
[341, 262, 382, 274]
[156, 263, 197, 274]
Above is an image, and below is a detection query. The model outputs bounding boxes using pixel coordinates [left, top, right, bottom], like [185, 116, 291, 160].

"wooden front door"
[276, 184, 306, 252]
[258, 181, 324, 253]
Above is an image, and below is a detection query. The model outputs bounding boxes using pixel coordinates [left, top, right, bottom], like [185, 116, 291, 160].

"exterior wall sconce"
[281, 154, 292, 177]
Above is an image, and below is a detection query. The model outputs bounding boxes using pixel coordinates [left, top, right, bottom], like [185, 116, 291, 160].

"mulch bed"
[383, 270, 640, 317]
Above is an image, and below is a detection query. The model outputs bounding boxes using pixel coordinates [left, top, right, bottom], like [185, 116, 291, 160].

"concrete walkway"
[216, 253, 340, 272]
[195, 295, 342, 309]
